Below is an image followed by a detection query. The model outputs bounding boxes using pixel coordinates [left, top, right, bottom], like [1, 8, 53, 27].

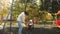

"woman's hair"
[24, 11, 29, 15]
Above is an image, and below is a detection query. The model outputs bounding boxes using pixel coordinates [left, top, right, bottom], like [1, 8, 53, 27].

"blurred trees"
[0, 0, 54, 21]
[0, 0, 12, 17]
[52, 0, 60, 13]
[12, 0, 25, 20]
[0, 0, 12, 21]
[11, 0, 53, 21]
[40, 0, 60, 13]
[41, 11, 53, 20]
[12, 0, 41, 20]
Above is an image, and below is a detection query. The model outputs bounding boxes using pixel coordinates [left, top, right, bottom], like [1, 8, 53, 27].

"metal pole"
[0, 0, 14, 34]
[25, 0, 27, 11]
[10, 0, 14, 34]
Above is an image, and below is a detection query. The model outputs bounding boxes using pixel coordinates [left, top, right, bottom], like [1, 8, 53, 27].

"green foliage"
[12, 0, 25, 19]
[26, 3, 39, 19]
[39, 11, 53, 20]
[12, 0, 40, 20]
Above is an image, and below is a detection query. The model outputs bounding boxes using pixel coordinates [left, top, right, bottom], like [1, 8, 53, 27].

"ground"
[0, 27, 60, 34]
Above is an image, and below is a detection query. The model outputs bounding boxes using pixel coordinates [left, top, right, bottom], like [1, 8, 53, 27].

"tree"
[12, 0, 40, 20]
[0, 0, 11, 16]
[12, 0, 25, 20]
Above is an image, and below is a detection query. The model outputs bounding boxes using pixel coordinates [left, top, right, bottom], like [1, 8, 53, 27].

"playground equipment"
[0, 0, 14, 34]
[0, 0, 34, 34]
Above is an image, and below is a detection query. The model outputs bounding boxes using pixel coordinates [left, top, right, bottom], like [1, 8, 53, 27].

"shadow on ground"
[0, 27, 60, 34]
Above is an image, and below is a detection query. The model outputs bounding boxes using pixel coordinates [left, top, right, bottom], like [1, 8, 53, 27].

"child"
[27, 19, 34, 31]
